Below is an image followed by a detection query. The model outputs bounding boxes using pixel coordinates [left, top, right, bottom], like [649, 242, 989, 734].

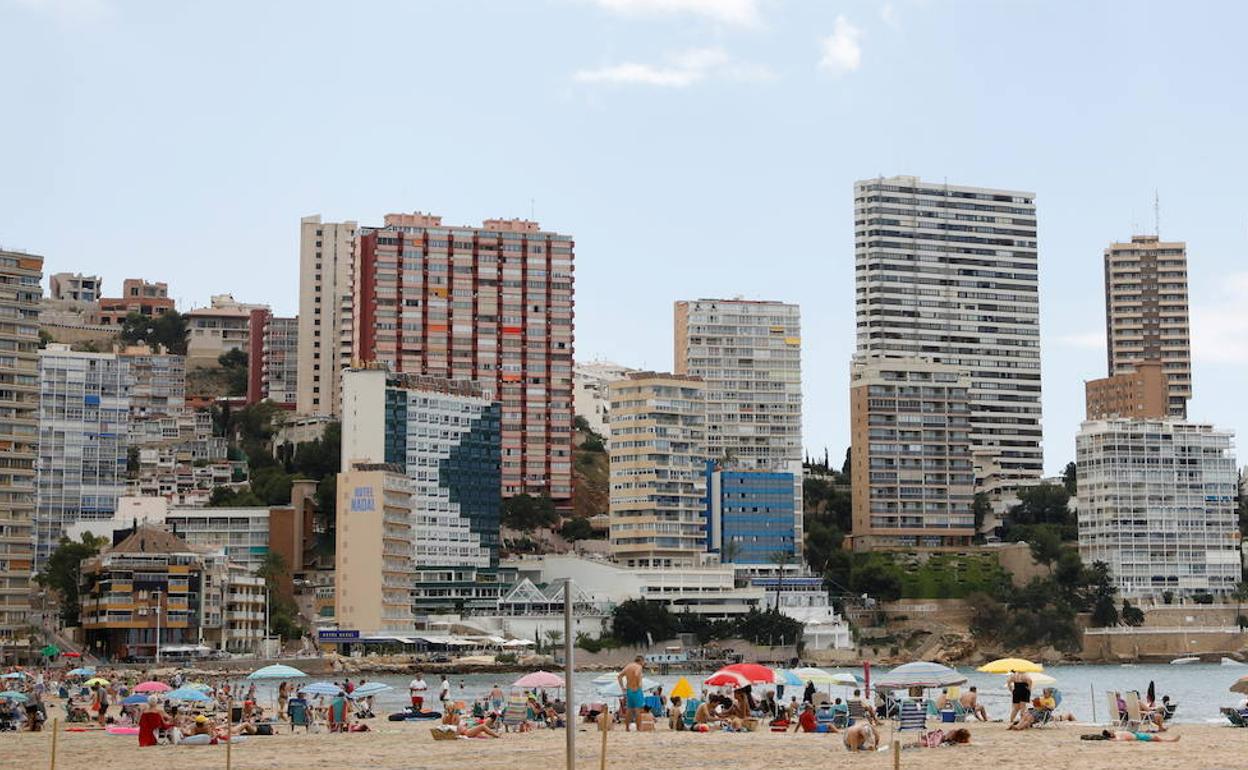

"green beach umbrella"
[40, 644, 60, 657]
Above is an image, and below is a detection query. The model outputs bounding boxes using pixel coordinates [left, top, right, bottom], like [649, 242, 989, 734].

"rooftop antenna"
[1154, 189, 1160, 238]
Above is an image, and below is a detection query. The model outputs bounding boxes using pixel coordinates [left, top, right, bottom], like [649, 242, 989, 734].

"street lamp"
[153, 590, 163, 665]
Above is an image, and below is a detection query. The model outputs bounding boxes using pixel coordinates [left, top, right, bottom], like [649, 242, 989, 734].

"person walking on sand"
[1007, 670, 1032, 725]
[439, 675, 451, 707]
[617, 656, 646, 732]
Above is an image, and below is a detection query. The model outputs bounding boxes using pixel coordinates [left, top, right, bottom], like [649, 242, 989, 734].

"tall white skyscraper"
[297, 215, 357, 416]
[674, 299, 803, 554]
[854, 176, 1042, 485]
[1077, 418, 1239, 598]
[35, 345, 130, 566]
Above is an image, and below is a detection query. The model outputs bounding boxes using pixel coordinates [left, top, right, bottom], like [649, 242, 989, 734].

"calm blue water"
[239, 663, 1248, 724]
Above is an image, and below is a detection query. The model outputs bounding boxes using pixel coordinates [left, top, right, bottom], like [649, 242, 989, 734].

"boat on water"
[1170, 656, 1201, 665]
[1221, 657, 1246, 666]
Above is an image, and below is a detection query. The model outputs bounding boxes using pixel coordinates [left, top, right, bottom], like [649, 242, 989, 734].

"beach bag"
[256, 723, 274, 736]
[430, 725, 458, 741]
[388, 713, 408, 722]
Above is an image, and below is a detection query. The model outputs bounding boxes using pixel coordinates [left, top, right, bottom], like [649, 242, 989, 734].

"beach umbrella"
[977, 658, 1044, 674]
[828, 672, 862, 687]
[133, 681, 171, 694]
[67, 667, 95, 677]
[40, 644, 60, 657]
[83, 677, 110, 687]
[0, 691, 29, 703]
[62, 652, 82, 658]
[247, 664, 307, 680]
[184, 682, 212, 692]
[166, 687, 212, 702]
[1025, 673, 1057, 688]
[670, 677, 695, 701]
[0, 672, 27, 680]
[299, 681, 345, 697]
[873, 661, 966, 690]
[705, 662, 775, 688]
[774, 669, 806, 686]
[791, 667, 839, 686]
[122, 694, 150, 706]
[512, 671, 565, 690]
[349, 682, 392, 699]
[1229, 675, 1248, 695]
[1147, 680, 1156, 704]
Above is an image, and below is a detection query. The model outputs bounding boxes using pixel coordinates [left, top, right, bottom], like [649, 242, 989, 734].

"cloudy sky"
[3, 0, 1247, 475]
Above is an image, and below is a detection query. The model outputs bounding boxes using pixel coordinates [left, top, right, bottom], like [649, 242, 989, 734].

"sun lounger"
[1220, 707, 1248, 727]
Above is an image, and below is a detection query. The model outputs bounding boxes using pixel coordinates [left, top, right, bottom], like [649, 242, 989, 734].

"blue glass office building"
[705, 462, 796, 564]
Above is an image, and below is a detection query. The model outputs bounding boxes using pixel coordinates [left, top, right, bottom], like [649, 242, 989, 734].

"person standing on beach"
[409, 672, 428, 711]
[489, 684, 504, 713]
[617, 656, 646, 732]
[1007, 670, 1031, 725]
[802, 680, 815, 705]
[439, 675, 451, 707]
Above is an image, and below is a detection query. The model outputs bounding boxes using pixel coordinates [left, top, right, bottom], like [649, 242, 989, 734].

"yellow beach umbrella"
[977, 658, 1044, 674]
[83, 677, 110, 687]
[670, 676, 695, 700]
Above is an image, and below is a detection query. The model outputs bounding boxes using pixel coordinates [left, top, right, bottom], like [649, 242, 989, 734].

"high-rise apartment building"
[0, 251, 43, 640]
[573, 360, 636, 442]
[297, 215, 357, 417]
[608, 372, 706, 568]
[1077, 419, 1239, 597]
[335, 463, 418, 634]
[674, 299, 803, 549]
[247, 309, 298, 408]
[1084, 360, 1168, 420]
[340, 366, 501, 568]
[36, 345, 130, 566]
[854, 176, 1042, 485]
[1103, 235, 1191, 418]
[848, 357, 975, 550]
[352, 212, 574, 506]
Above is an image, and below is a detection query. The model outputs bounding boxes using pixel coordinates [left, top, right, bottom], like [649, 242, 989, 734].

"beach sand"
[6, 720, 1247, 770]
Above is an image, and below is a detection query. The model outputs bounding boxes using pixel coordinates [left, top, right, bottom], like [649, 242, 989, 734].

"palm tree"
[1233, 582, 1248, 630]
[769, 550, 794, 611]
[720, 539, 742, 564]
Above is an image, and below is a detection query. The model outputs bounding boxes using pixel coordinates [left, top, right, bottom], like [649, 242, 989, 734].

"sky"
[3, 0, 1247, 476]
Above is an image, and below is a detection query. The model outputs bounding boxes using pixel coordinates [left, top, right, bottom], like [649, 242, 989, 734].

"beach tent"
[978, 658, 1044, 674]
[670, 677, 695, 700]
[512, 671, 565, 690]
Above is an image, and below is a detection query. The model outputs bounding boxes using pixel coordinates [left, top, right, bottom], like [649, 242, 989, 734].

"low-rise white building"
[573, 360, 635, 441]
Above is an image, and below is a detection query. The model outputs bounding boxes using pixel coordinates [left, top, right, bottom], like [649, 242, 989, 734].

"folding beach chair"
[896, 699, 926, 732]
[1220, 707, 1248, 727]
[847, 700, 866, 724]
[682, 698, 700, 729]
[503, 692, 530, 732]
[1124, 691, 1146, 730]
[288, 699, 311, 733]
[1105, 692, 1127, 727]
[815, 704, 837, 732]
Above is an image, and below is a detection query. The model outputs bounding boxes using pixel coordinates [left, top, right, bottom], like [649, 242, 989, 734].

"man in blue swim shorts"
[617, 655, 647, 732]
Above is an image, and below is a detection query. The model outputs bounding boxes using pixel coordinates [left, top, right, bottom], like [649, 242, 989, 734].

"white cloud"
[1192, 272, 1248, 365]
[573, 47, 773, 87]
[591, 0, 761, 26]
[818, 15, 863, 75]
[11, 0, 112, 22]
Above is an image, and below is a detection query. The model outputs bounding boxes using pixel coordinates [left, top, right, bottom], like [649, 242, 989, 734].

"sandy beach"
[6, 720, 1246, 770]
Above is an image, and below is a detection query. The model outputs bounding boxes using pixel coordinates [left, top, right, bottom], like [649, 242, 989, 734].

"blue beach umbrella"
[773, 669, 806, 687]
[247, 664, 307, 680]
[349, 682, 392, 699]
[0, 672, 27, 680]
[0, 691, 29, 703]
[122, 694, 149, 706]
[67, 667, 95, 677]
[166, 687, 212, 702]
[298, 681, 344, 697]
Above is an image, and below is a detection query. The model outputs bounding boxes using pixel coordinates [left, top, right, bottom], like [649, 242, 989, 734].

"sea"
[237, 663, 1247, 724]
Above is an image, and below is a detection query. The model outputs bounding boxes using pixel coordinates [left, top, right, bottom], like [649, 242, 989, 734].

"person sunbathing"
[1101, 730, 1180, 743]
[460, 713, 501, 738]
[959, 687, 988, 721]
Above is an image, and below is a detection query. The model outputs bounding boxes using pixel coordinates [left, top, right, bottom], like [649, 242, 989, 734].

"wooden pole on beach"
[891, 739, 900, 770]
[1090, 683, 1097, 723]
[49, 717, 59, 770]
[226, 698, 233, 770]
[564, 578, 576, 770]
[598, 711, 609, 770]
